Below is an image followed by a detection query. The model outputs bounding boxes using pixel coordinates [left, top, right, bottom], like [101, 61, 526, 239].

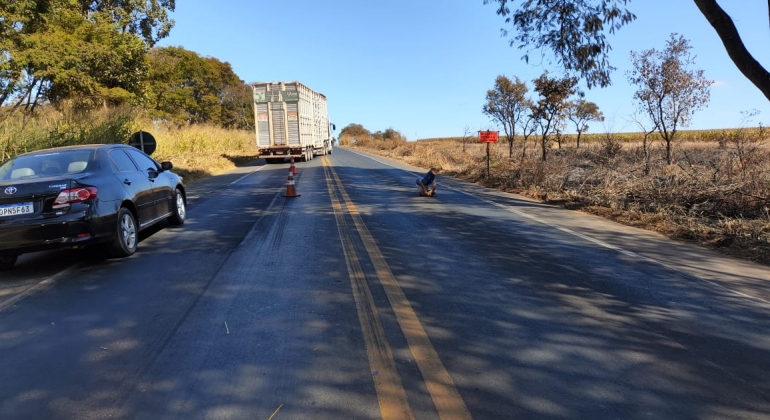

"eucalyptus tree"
[530, 72, 578, 161]
[482, 75, 531, 159]
[565, 99, 604, 148]
[483, 0, 635, 89]
[484, 0, 770, 102]
[517, 112, 538, 160]
[627, 33, 713, 165]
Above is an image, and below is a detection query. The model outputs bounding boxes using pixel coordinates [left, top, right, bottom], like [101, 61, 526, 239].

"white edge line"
[227, 164, 267, 187]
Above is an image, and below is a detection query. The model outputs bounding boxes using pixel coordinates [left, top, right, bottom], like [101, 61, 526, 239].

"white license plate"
[0, 202, 34, 217]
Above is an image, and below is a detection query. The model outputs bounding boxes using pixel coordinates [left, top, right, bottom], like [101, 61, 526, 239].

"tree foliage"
[627, 34, 713, 165]
[377, 128, 405, 141]
[0, 0, 174, 116]
[565, 99, 603, 148]
[146, 46, 252, 129]
[76, 0, 176, 47]
[219, 83, 254, 131]
[485, 0, 770, 103]
[339, 123, 372, 141]
[482, 75, 530, 159]
[531, 72, 578, 161]
[484, 0, 636, 89]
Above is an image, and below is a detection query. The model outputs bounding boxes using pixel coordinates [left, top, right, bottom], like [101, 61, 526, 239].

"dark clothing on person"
[416, 168, 439, 197]
[418, 170, 436, 187]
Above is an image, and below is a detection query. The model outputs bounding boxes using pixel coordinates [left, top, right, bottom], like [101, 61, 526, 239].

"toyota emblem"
[4, 186, 17, 195]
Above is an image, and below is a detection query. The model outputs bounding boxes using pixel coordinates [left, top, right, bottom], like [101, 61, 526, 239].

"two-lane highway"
[1, 148, 770, 419]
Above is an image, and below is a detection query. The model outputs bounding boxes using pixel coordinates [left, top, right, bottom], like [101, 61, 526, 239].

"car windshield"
[0, 149, 95, 180]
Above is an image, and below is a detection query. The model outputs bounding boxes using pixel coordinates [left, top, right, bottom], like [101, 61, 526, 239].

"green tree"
[339, 123, 372, 144]
[482, 75, 530, 159]
[531, 72, 577, 161]
[565, 99, 603, 148]
[382, 128, 405, 141]
[484, 1, 770, 102]
[27, 7, 148, 107]
[627, 34, 713, 165]
[146, 46, 247, 127]
[220, 83, 254, 130]
[0, 1, 43, 113]
[0, 0, 174, 115]
[76, 0, 176, 47]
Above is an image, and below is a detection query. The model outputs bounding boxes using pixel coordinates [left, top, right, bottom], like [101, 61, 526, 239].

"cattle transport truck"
[253, 81, 335, 163]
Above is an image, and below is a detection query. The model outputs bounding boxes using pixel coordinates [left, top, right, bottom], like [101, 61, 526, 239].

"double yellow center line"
[322, 156, 472, 420]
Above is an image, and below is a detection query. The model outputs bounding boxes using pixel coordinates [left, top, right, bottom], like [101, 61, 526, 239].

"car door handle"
[123, 179, 132, 185]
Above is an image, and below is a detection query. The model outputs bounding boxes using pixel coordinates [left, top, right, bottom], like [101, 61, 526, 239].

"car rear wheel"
[0, 253, 18, 271]
[168, 188, 186, 226]
[111, 207, 138, 258]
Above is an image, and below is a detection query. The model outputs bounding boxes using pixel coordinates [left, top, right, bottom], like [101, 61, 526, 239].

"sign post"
[478, 131, 499, 178]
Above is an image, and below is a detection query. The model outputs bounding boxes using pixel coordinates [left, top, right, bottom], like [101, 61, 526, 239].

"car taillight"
[52, 187, 98, 209]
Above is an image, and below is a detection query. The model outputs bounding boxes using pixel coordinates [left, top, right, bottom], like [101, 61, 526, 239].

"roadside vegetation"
[2, 0, 770, 267]
[335, 29, 770, 267]
[340, 128, 770, 266]
[0, 105, 257, 185]
[1, 1, 257, 183]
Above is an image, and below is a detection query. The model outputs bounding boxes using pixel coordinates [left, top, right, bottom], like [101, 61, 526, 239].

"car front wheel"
[168, 188, 186, 225]
[111, 207, 138, 258]
[0, 253, 18, 271]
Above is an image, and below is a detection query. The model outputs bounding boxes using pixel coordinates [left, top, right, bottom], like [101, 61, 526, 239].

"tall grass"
[0, 105, 137, 160]
[0, 105, 258, 184]
[150, 123, 257, 183]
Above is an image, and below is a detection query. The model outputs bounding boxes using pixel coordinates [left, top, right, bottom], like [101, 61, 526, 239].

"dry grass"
[5, 106, 769, 265]
[347, 133, 770, 266]
[0, 106, 259, 185]
[149, 123, 258, 184]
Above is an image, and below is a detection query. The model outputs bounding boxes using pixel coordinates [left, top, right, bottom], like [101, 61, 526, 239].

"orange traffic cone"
[283, 173, 300, 198]
[289, 156, 298, 175]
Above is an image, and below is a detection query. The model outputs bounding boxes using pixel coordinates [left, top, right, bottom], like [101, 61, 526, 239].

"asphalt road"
[1, 148, 769, 419]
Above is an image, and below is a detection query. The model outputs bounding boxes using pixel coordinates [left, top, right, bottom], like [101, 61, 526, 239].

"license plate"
[0, 202, 34, 217]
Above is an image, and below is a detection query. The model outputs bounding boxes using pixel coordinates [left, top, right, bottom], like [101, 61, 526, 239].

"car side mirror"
[161, 161, 173, 171]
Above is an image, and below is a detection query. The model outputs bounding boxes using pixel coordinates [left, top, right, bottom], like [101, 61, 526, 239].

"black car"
[0, 144, 186, 270]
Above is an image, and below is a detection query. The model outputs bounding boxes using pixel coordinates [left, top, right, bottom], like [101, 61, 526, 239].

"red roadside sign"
[479, 131, 499, 143]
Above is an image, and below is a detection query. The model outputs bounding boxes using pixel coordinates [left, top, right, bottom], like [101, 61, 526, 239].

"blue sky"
[157, 1, 770, 140]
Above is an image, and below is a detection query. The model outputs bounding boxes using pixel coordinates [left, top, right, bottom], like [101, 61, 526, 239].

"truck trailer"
[253, 81, 335, 163]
